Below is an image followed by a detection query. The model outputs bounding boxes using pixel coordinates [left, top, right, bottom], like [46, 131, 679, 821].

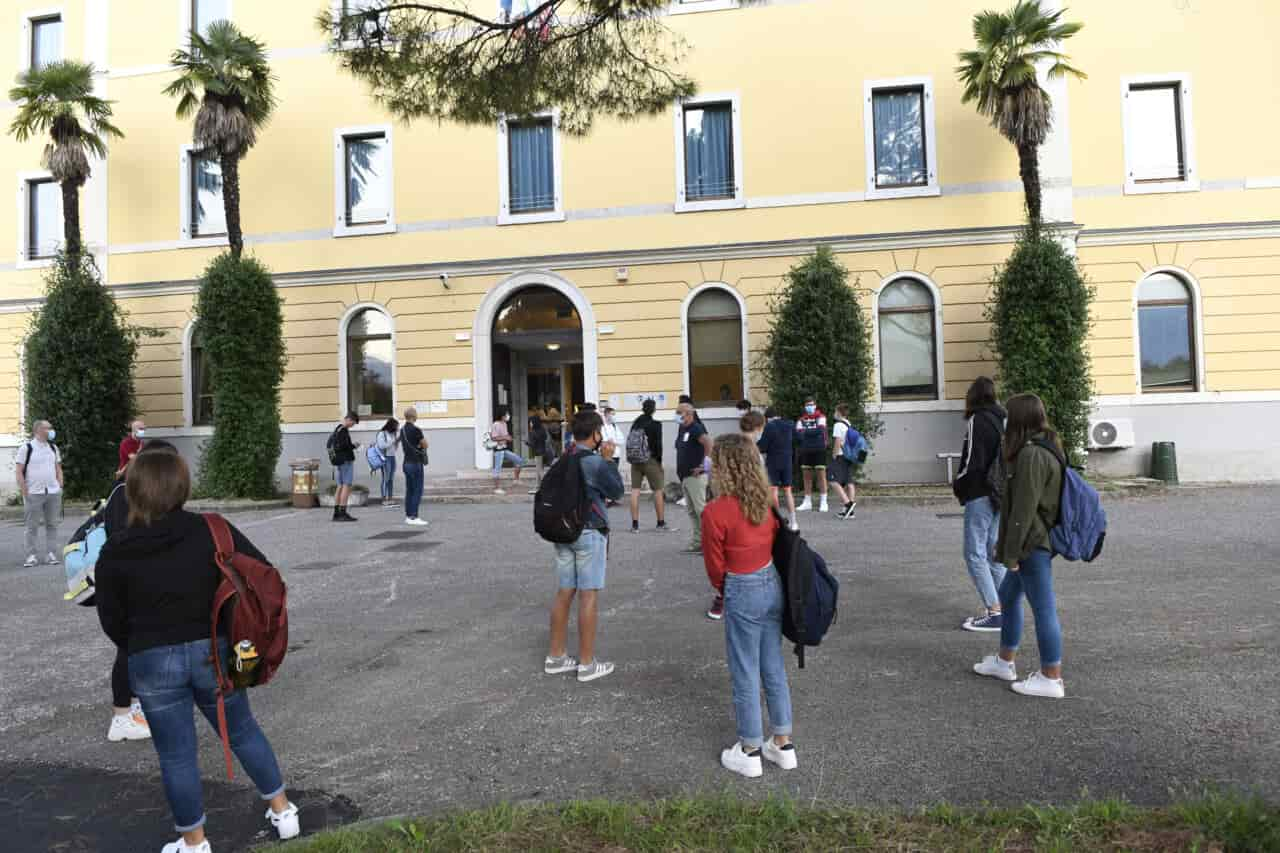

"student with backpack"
[972, 393, 1070, 699]
[758, 408, 798, 532]
[952, 377, 1008, 633]
[828, 403, 864, 521]
[701, 432, 794, 778]
[94, 450, 299, 853]
[373, 418, 399, 507]
[326, 412, 360, 522]
[626, 398, 674, 534]
[541, 411, 625, 683]
[15, 419, 63, 568]
[794, 395, 829, 514]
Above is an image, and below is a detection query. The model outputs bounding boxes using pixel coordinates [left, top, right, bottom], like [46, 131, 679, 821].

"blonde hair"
[710, 433, 771, 526]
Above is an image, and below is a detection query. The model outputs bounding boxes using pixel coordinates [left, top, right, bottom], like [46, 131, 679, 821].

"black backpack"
[325, 426, 342, 466]
[533, 451, 592, 544]
[979, 409, 1007, 507]
[771, 510, 840, 668]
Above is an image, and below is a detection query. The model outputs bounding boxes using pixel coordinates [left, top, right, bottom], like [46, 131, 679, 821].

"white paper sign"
[441, 379, 471, 400]
[429, 401, 449, 414]
[619, 392, 668, 410]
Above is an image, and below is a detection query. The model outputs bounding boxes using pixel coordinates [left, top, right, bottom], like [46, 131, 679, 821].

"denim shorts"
[335, 461, 354, 485]
[554, 528, 607, 590]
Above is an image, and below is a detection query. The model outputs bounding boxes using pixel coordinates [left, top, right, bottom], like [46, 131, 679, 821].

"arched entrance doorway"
[472, 272, 597, 469]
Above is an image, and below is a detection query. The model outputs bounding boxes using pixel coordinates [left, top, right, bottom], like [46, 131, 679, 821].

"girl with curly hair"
[701, 432, 795, 778]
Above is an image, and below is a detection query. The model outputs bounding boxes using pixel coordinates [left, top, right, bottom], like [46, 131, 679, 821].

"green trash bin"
[1150, 441, 1178, 484]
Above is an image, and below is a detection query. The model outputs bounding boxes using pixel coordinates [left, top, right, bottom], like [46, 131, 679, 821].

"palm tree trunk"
[1017, 140, 1043, 234]
[60, 180, 82, 259]
[220, 152, 243, 259]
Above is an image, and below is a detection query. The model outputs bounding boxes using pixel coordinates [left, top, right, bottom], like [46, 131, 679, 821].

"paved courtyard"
[1, 485, 1278, 852]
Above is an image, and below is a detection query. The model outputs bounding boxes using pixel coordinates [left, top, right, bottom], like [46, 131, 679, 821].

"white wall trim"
[1095, 391, 1280, 407]
[870, 272, 947, 404]
[16, 170, 58, 270]
[1131, 266, 1207, 395]
[333, 124, 396, 238]
[746, 190, 864, 209]
[181, 317, 198, 428]
[19, 6, 64, 73]
[179, 0, 234, 45]
[1245, 176, 1280, 191]
[178, 144, 230, 247]
[680, 282, 751, 406]
[1122, 72, 1199, 196]
[674, 91, 745, 213]
[497, 109, 565, 226]
[1079, 219, 1280, 247]
[337, 301, 398, 421]
[471, 270, 597, 469]
[862, 76, 940, 201]
[872, 399, 965, 414]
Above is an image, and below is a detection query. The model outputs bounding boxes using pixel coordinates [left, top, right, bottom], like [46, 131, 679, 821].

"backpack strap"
[203, 512, 240, 781]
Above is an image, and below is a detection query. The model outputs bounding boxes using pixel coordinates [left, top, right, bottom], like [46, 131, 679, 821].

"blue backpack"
[838, 420, 869, 464]
[771, 510, 839, 668]
[366, 444, 386, 472]
[1034, 439, 1107, 562]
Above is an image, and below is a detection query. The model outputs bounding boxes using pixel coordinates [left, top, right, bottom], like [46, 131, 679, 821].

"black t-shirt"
[676, 420, 708, 479]
[630, 413, 664, 463]
[401, 423, 426, 464]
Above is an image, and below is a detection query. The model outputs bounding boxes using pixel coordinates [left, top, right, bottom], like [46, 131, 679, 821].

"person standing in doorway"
[828, 403, 859, 520]
[117, 419, 146, 477]
[400, 407, 429, 527]
[794, 395, 829, 514]
[16, 420, 63, 567]
[972, 393, 1067, 699]
[627, 398, 674, 534]
[375, 418, 399, 507]
[544, 411, 626, 683]
[601, 406, 623, 507]
[758, 408, 798, 532]
[329, 412, 359, 522]
[489, 407, 525, 495]
[953, 377, 1007, 632]
[677, 402, 713, 556]
[527, 408, 552, 480]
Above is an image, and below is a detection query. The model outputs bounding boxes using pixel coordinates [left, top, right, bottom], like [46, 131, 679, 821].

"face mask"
[805, 405, 816, 415]
[47, 429, 56, 440]
[135, 428, 146, 438]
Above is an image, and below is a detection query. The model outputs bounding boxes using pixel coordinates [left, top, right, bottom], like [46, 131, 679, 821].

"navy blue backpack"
[771, 510, 839, 668]
[1034, 439, 1107, 562]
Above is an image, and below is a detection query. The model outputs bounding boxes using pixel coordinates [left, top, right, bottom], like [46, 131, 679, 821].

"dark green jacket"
[996, 435, 1062, 567]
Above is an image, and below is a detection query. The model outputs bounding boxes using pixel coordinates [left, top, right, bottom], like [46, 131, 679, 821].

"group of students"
[327, 409, 430, 526]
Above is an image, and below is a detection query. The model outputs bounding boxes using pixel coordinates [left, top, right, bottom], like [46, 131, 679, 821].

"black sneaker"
[839, 502, 857, 520]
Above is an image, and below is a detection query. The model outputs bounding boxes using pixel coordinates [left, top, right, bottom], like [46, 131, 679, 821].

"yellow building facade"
[3, 0, 1279, 487]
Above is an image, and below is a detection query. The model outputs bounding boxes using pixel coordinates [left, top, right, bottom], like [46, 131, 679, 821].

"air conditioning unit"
[1088, 418, 1135, 450]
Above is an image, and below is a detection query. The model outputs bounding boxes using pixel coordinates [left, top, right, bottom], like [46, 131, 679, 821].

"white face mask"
[135, 428, 146, 438]
[46, 429, 56, 440]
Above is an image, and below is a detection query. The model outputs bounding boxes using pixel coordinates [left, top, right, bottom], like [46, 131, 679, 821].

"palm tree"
[956, 0, 1084, 232]
[8, 61, 123, 260]
[163, 21, 277, 259]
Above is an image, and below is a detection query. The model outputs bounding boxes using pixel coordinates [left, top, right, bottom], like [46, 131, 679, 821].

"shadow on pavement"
[0, 761, 360, 853]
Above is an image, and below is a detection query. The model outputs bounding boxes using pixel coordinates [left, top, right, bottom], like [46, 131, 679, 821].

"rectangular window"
[863, 77, 938, 200]
[507, 118, 556, 214]
[1138, 304, 1194, 390]
[1123, 75, 1197, 195]
[683, 103, 735, 202]
[344, 132, 389, 225]
[192, 0, 230, 35]
[190, 151, 226, 237]
[27, 179, 61, 260]
[30, 15, 63, 68]
[878, 311, 937, 398]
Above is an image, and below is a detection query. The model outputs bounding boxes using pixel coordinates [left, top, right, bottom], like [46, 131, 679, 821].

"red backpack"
[204, 514, 289, 779]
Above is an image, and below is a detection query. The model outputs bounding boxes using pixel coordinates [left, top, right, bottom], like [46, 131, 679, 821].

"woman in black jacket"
[95, 451, 299, 853]
[952, 377, 1008, 632]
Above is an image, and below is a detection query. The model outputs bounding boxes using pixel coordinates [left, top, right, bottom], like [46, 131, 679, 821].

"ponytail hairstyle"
[1003, 393, 1063, 462]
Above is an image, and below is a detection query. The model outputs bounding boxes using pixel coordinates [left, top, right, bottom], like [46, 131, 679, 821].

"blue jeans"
[403, 461, 424, 519]
[380, 455, 396, 500]
[493, 448, 524, 474]
[998, 548, 1063, 669]
[554, 528, 608, 590]
[963, 498, 1006, 610]
[130, 639, 284, 832]
[723, 563, 793, 749]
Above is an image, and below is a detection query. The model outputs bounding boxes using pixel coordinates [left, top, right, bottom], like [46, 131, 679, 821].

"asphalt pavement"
[1, 485, 1277, 852]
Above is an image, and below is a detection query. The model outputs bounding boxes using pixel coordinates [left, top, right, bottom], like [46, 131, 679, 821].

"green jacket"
[996, 435, 1063, 567]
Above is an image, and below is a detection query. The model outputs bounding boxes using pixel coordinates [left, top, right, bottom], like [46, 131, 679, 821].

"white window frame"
[863, 76, 940, 201]
[1122, 73, 1199, 196]
[19, 7, 63, 73]
[668, 0, 739, 15]
[333, 124, 396, 238]
[16, 170, 59, 270]
[178, 145, 230, 248]
[338, 302, 398, 419]
[870, 273, 946, 407]
[497, 110, 565, 226]
[674, 92, 745, 213]
[328, 0, 384, 49]
[179, 0, 233, 44]
[680, 282, 751, 409]
[1131, 267, 1206, 395]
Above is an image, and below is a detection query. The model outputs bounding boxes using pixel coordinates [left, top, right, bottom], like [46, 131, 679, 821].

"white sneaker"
[973, 655, 1017, 682]
[720, 741, 763, 778]
[677, 497, 687, 507]
[161, 838, 210, 853]
[576, 659, 614, 682]
[46, 552, 60, 565]
[266, 801, 301, 840]
[130, 700, 150, 730]
[788, 522, 800, 533]
[761, 738, 798, 770]
[493, 488, 506, 495]
[819, 498, 829, 513]
[406, 517, 430, 526]
[22, 555, 38, 568]
[544, 654, 579, 675]
[796, 498, 812, 512]
[1011, 671, 1065, 699]
[108, 711, 152, 742]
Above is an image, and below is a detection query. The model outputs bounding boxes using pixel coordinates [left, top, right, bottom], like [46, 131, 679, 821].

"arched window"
[687, 287, 744, 406]
[878, 278, 938, 399]
[1137, 272, 1197, 392]
[345, 308, 394, 418]
[189, 323, 215, 426]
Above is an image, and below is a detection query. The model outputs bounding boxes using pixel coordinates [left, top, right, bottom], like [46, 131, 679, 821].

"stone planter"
[319, 487, 369, 508]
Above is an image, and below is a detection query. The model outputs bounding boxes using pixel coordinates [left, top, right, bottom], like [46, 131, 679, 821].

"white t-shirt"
[832, 421, 849, 460]
[602, 421, 623, 447]
[19, 439, 62, 494]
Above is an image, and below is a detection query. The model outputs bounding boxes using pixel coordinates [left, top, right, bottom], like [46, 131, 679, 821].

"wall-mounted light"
[440, 273, 450, 289]
[546, 343, 561, 351]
